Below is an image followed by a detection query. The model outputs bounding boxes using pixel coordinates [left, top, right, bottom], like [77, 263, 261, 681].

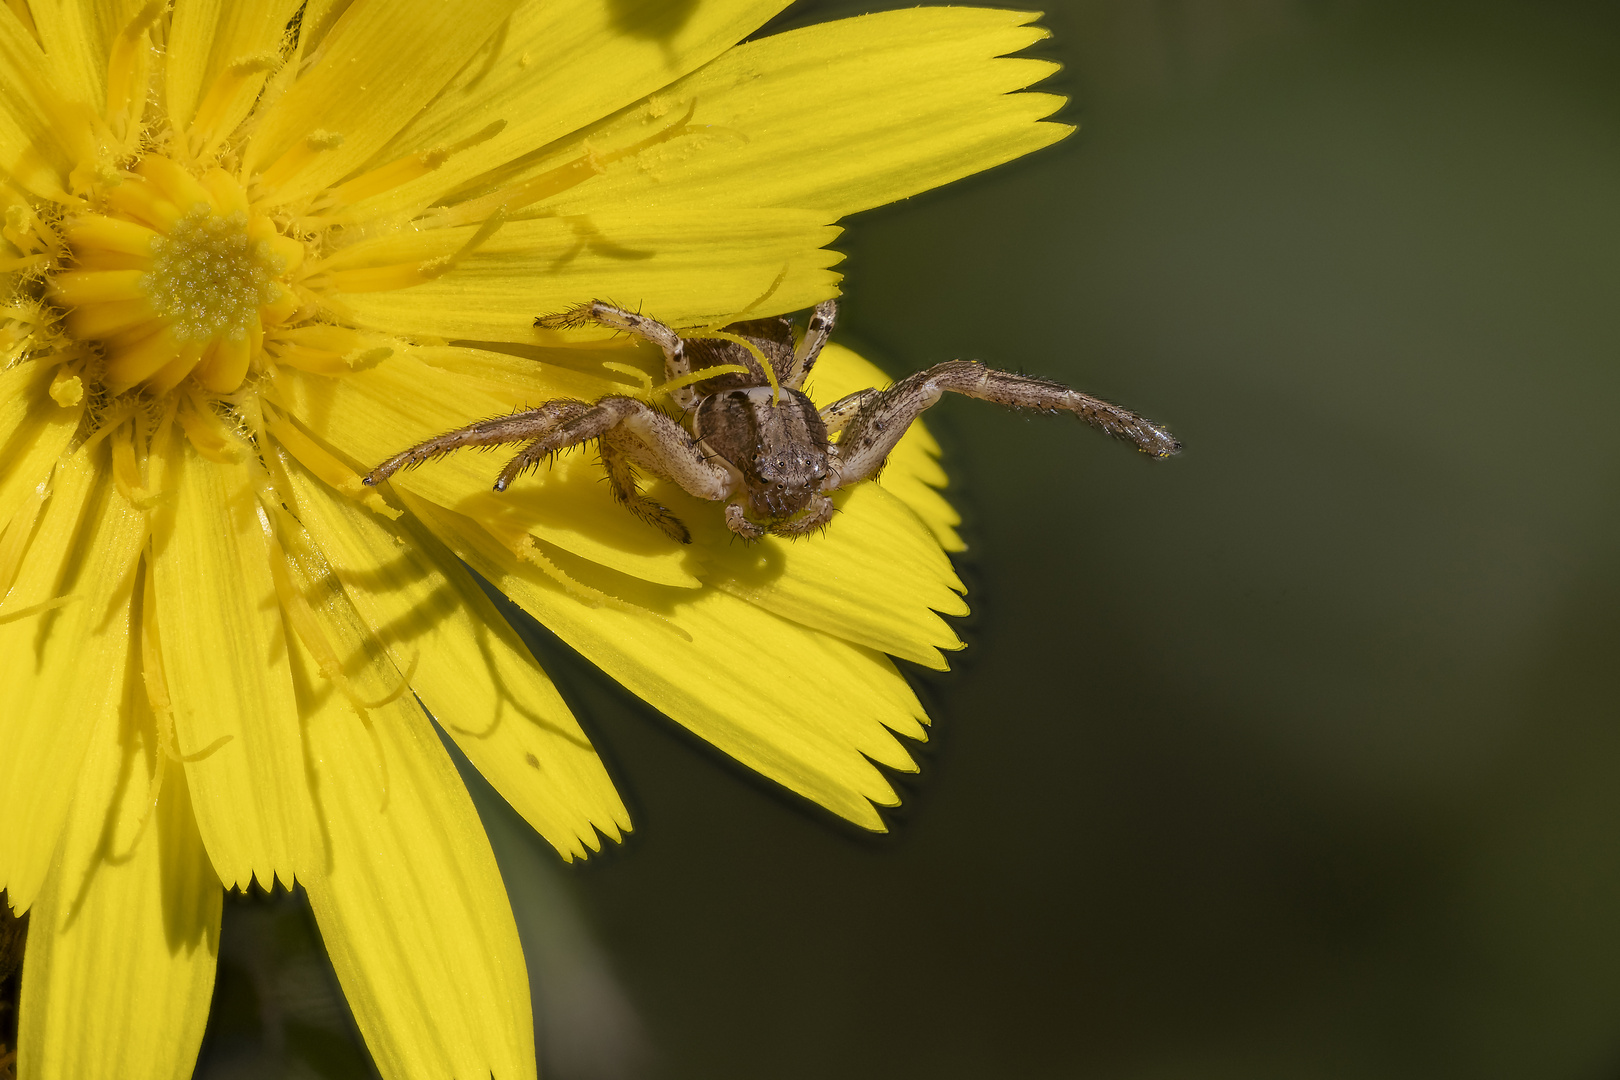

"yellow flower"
[0, 1, 1066, 1076]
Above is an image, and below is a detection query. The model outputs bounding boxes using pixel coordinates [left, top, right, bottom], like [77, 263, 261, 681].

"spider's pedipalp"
[767, 493, 836, 538]
[724, 502, 766, 540]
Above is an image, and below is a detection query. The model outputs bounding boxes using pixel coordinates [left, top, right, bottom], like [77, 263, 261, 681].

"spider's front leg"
[818, 388, 879, 436]
[536, 300, 701, 409]
[828, 360, 1181, 488]
[493, 396, 736, 532]
[363, 399, 593, 486]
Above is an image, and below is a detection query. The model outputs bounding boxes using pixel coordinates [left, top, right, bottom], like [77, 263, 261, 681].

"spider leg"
[599, 430, 692, 544]
[363, 399, 592, 486]
[536, 300, 700, 410]
[494, 395, 736, 508]
[829, 360, 1181, 489]
[817, 387, 879, 436]
[784, 299, 838, 390]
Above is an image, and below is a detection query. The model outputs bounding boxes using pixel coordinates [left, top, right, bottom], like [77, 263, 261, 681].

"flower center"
[49, 156, 305, 395]
[145, 209, 278, 344]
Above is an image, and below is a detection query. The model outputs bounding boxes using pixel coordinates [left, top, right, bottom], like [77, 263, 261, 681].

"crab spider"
[363, 300, 1181, 542]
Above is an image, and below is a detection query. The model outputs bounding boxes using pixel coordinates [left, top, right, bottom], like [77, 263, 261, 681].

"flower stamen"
[686, 330, 781, 404]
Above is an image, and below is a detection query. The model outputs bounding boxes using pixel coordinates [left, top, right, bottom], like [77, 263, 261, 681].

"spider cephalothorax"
[363, 300, 1180, 542]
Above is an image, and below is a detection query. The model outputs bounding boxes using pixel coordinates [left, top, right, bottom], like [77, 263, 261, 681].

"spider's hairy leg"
[493, 397, 632, 492]
[532, 300, 603, 330]
[830, 361, 1181, 488]
[599, 430, 692, 544]
[536, 300, 698, 406]
[494, 395, 734, 505]
[785, 299, 838, 390]
[363, 399, 592, 486]
[536, 300, 684, 357]
[537, 299, 677, 341]
[613, 410, 735, 505]
[818, 387, 879, 436]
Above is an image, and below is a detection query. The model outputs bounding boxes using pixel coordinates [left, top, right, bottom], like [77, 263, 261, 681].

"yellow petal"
[404, 493, 928, 828]
[0, 358, 84, 529]
[410, 342, 663, 405]
[516, 7, 1069, 220]
[340, 0, 791, 219]
[0, 5, 91, 197]
[31, 0, 159, 145]
[278, 448, 631, 860]
[0, 446, 144, 911]
[166, 0, 303, 151]
[702, 482, 965, 670]
[61, 211, 160, 257]
[326, 208, 842, 343]
[27, 0, 123, 118]
[294, 610, 534, 1080]
[269, 355, 705, 589]
[810, 343, 964, 551]
[244, 0, 524, 207]
[151, 430, 313, 889]
[17, 712, 220, 1080]
[47, 267, 147, 304]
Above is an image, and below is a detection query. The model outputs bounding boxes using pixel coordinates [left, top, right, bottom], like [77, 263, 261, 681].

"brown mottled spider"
[362, 300, 1181, 542]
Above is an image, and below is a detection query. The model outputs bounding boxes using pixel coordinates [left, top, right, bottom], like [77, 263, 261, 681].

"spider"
[362, 300, 1181, 542]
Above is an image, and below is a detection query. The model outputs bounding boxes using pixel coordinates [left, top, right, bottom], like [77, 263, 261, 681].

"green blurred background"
[194, 1, 1620, 1077]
